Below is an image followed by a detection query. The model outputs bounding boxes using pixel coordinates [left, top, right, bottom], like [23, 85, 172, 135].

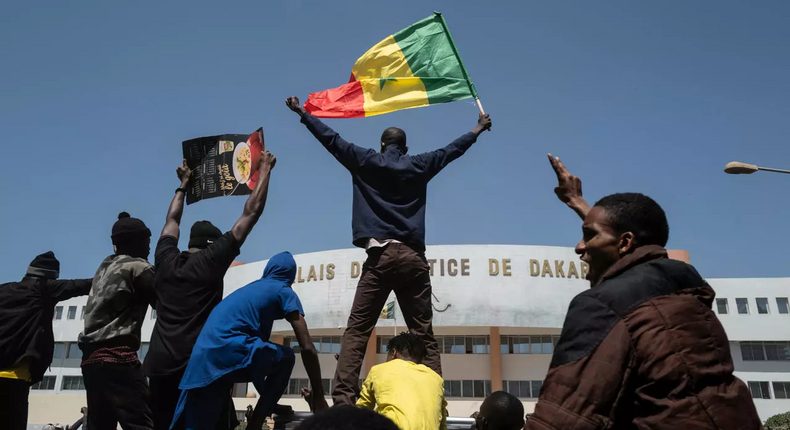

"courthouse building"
[33, 245, 790, 425]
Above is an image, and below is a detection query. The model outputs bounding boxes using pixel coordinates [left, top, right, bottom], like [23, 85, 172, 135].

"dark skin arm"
[471, 113, 492, 136]
[161, 159, 192, 239]
[230, 150, 276, 247]
[285, 96, 306, 116]
[287, 311, 328, 411]
[548, 154, 591, 220]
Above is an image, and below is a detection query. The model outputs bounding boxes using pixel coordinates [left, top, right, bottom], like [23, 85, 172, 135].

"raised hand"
[176, 159, 192, 186]
[472, 113, 492, 135]
[548, 153, 590, 220]
[285, 96, 306, 115]
[259, 150, 276, 172]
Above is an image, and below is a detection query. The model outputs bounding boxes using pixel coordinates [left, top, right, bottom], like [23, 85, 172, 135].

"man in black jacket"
[286, 96, 491, 405]
[0, 251, 92, 430]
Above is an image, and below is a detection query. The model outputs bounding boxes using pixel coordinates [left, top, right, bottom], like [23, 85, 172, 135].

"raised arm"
[230, 150, 276, 247]
[49, 278, 93, 302]
[415, 113, 491, 178]
[285, 96, 373, 171]
[161, 160, 192, 239]
[548, 154, 590, 220]
[286, 311, 329, 412]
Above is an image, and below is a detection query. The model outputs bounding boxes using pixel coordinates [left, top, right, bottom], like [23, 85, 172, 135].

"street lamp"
[724, 161, 790, 175]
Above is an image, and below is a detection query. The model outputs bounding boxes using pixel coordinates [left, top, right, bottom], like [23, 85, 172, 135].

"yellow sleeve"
[356, 369, 376, 409]
[440, 395, 448, 430]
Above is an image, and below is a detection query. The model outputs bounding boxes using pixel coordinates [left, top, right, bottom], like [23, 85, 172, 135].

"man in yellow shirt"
[357, 332, 447, 430]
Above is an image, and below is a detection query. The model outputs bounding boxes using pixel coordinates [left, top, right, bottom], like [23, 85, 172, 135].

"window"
[443, 337, 466, 354]
[756, 298, 770, 314]
[377, 336, 392, 354]
[31, 376, 56, 390]
[747, 381, 771, 399]
[319, 336, 341, 354]
[52, 343, 65, 362]
[773, 382, 790, 399]
[54, 306, 63, 320]
[62, 376, 85, 390]
[500, 336, 509, 354]
[151, 309, 157, 320]
[503, 380, 544, 399]
[67, 306, 77, 320]
[80, 306, 85, 320]
[232, 382, 248, 397]
[443, 380, 491, 398]
[466, 337, 489, 354]
[500, 336, 560, 354]
[741, 341, 790, 361]
[66, 343, 81, 360]
[716, 298, 729, 315]
[736, 298, 749, 315]
[777, 298, 789, 315]
[285, 379, 310, 396]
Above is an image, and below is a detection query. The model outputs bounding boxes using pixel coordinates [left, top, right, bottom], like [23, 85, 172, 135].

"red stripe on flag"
[304, 81, 365, 118]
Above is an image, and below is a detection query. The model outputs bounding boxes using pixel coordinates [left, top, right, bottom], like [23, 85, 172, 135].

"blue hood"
[262, 252, 296, 284]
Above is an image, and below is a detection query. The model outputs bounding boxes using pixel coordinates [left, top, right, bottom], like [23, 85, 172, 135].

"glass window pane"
[331, 337, 341, 354]
[752, 344, 766, 361]
[760, 382, 771, 399]
[513, 337, 527, 354]
[748, 381, 761, 398]
[322, 379, 331, 394]
[542, 336, 553, 354]
[779, 342, 790, 361]
[519, 381, 531, 399]
[765, 343, 779, 361]
[716, 298, 728, 314]
[451, 381, 461, 397]
[773, 382, 787, 399]
[756, 298, 769, 314]
[531, 336, 542, 354]
[444, 381, 451, 396]
[53, 343, 65, 361]
[777, 298, 789, 315]
[507, 381, 519, 397]
[66, 343, 81, 359]
[473, 380, 485, 398]
[67, 306, 77, 320]
[741, 343, 754, 361]
[451, 337, 465, 354]
[54, 306, 63, 320]
[485, 380, 492, 397]
[531, 381, 543, 398]
[288, 379, 298, 395]
[736, 298, 749, 314]
[80, 306, 86, 320]
[473, 337, 488, 354]
[466, 337, 474, 354]
[462, 380, 473, 398]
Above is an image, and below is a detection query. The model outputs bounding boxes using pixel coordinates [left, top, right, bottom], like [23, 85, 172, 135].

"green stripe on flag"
[393, 15, 473, 105]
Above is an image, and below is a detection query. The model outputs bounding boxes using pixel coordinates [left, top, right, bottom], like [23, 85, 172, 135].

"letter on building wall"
[502, 259, 512, 277]
[530, 259, 540, 277]
[461, 259, 470, 276]
[326, 263, 335, 280]
[447, 259, 458, 276]
[351, 261, 361, 278]
[541, 260, 553, 278]
[489, 259, 499, 276]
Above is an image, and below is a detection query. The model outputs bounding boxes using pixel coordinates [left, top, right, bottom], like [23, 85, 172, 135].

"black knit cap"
[111, 212, 151, 244]
[27, 251, 60, 279]
[189, 221, 222, 249]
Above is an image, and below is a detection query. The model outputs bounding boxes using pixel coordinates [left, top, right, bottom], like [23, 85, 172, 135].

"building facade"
[32, 245, 790, 426]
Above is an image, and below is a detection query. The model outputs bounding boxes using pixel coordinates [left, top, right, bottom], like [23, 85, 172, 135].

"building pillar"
[271, 334, 284, 345]
[490, 326, 502, 392]
[364, 328, 378, 377]
[667, 249, 690, 263]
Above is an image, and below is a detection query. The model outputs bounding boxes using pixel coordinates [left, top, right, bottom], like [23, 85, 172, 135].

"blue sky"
[1, 1, 789, 280]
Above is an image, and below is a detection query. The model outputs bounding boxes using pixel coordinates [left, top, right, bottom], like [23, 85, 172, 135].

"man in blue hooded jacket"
[171, 252, 328, 430]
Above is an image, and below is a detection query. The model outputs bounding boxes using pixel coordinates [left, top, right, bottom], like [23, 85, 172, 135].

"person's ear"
[404, 145, 409, 154]
[618, 231, 637, 256]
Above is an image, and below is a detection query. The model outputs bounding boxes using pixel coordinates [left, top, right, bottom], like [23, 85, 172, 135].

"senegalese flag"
[305, 12, 479, 118]
[379, 300, 396, 319]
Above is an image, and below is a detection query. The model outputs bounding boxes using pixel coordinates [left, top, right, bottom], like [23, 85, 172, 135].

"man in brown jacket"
[525, 155, 762, 430]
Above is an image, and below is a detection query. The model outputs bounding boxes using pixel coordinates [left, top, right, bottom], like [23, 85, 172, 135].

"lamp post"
[724, 161, 790, 175]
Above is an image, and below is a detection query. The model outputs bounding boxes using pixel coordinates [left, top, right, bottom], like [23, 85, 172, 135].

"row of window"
[741, 341, 790, 361]
[715, 297, 789, 315]
[748, 381, 790, 400]
[31, 376, 84, 391]
[54, 306, 157, 321]
[502, 380, 543, 399]
[444, 380, 493, 398]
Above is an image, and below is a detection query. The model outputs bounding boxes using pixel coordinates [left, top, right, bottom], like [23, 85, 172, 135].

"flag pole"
[435, 11, 485, 115]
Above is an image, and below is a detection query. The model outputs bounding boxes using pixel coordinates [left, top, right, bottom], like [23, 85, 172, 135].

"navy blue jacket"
[300, 113, 478, 251]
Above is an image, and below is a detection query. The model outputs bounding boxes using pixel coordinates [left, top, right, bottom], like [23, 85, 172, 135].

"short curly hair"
[387, 332, 427, 363]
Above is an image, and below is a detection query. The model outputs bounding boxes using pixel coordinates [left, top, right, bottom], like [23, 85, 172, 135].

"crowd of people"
[0, 96, 764, 430]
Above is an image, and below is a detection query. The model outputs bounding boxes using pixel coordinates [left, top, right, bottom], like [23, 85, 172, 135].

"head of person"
[576, 193, 669, 285]
[262, 251, 297, 285]
[475, 391, 525, 430]
[380, 127, 407, 154]
[111, 212, 151, 259]
[297, 405, 399, 430]
[386, 332, 427, 364]
[188, 220, 222, 251]
[26, 251, 60, 280]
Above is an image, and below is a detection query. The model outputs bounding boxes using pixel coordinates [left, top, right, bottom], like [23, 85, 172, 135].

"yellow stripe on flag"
[351, 35, 429, 117]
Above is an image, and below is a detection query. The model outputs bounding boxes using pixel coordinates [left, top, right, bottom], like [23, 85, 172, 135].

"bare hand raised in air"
[176, 159, 192, 186]
[548, 153, 590, 220]
[472, 113, 492, 135]
[285, 96, 306, 116]
[259, 150, 276, 172]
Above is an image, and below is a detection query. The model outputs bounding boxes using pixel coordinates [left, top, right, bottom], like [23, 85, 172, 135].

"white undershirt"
[365, 238, 401, 250]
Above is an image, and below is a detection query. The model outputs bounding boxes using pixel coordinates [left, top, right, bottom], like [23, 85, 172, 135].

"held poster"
[182, 128, 265, 205]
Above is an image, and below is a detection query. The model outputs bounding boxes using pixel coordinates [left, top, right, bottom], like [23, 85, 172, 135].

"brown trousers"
[332, 243, 442, 405]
